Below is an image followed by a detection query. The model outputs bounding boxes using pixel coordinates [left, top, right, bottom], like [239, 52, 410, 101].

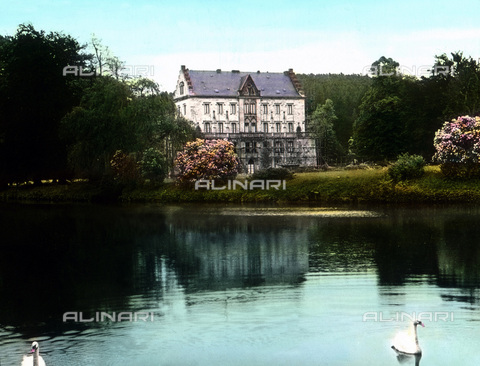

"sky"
[2, 0, 480, 91]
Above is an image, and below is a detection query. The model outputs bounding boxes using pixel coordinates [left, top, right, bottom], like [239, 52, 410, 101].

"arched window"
[179, 81, 184, 95]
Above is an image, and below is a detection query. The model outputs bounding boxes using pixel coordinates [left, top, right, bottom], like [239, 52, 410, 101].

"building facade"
[173, 65, 316, 173]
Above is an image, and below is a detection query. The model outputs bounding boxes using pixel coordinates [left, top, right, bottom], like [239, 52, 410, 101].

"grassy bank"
[2, 166, 480, 204]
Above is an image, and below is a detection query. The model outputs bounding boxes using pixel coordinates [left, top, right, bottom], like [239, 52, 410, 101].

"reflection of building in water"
[171, 226, 309, 291]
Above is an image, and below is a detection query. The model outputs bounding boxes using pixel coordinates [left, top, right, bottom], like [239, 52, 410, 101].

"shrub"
[110, 150, 139, 184]
[175, 139, 240, 184]
[433, 115, 480, 178]
[250, 167, 294, 181]
[139, 148, 167, 184]
[388, 153, 425, 182]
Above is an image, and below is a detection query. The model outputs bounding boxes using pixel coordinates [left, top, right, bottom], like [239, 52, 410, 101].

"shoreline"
[2, 166, 480, 205]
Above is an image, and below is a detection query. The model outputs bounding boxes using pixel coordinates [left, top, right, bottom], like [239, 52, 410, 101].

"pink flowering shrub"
[433, 115, 480, 177]
[175, 139, 240, 184]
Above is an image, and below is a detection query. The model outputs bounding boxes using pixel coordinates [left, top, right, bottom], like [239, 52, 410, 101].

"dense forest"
[1, 24, 480, 188]
[300, 55, 480, 164]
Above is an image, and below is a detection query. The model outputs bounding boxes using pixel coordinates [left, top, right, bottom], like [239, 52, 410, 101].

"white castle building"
[173, 65, 316, 172]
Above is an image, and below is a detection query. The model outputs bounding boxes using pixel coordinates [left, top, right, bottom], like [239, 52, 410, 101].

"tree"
[297, 73, 371, 150]
[175, 139, 240, 184]
[138, 147, 168, 184]
[60, 77, 137, 179]
[309, 99, 343, 164]
[61, 76, 195, 180]
[0, 24, 91, 185]
[431, 52, 480, 117]
[352, 57, 417, 161]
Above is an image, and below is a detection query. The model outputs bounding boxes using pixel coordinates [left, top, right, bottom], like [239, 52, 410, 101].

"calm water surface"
[0, 203, 479, 365]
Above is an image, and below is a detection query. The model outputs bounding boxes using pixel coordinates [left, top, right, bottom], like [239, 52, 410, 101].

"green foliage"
[61, 76, 195, 180]
[110, 150, 139, 185]
[352, 69, 411, 161]
[0, 23, 92, 183]
[175, 139, 240, 184]
[250, 167, 294, 181]
[139, 148, 167, 184]
[352, 53, 480, 162]
[388, 153, 426, 182]
[309, 99, 344, 164]
[297, 73, 372, 149]
[61, 77, 135, 180]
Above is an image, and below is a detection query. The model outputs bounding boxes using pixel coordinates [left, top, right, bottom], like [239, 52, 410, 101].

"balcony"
[203, 132, 311, 140]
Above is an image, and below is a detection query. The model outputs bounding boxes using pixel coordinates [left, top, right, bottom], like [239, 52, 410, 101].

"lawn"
[3, 165, 480, 204]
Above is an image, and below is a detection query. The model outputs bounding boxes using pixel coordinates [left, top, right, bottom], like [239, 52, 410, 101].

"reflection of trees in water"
[308, 216, 439, 284]
[307, 211, 480, 293]
[437, 218, 480, 293]
[0, 204, 170, 328]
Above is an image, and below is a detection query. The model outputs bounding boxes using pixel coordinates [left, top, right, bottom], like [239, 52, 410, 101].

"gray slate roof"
[187, 70, 301, 98]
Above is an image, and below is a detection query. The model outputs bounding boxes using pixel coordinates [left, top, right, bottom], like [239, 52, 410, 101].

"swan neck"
[413, 325, 419, 345]
[33, 348, 39, 366]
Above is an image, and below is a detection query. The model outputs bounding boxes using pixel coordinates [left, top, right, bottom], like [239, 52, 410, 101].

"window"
[204, 122, 211, 133]
[213, 110, 216, 119]
[245, 123, 249, 132]
[218, 123, 223, 133]
[288, 123, 293, 132]
[244, 100, 256, 115]
[179, 81, 184, 95]
[251, 123, 256, 132]
[262, 104, 268, 114]
[183, 104, 187, 116]
[275, 104, 281, 114]
[231, 123, 237, 133]
[177, 106, 181, 115]
[203, 103, 210, 114]
[246, 142, 257, 153]
[275, 140, 283, 153]
[247, 158, 255, 174]
[263, 123, 269, 133]
[230, 103, 237, 115]
[287, 140, 294, 153]
[226, 111, 229, 119]
[217, 103, 224, 115]
[287, 104, 293, 115]
[276, 123, 281, 133]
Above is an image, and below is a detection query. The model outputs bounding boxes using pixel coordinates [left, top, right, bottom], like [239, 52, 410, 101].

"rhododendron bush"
[433, 115, 480, 177]
[175, 139, 240, 183]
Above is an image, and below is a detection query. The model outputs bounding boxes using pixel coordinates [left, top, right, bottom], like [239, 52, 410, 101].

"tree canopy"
[0, 24, 195, 187]
[0, 24, 91, 185]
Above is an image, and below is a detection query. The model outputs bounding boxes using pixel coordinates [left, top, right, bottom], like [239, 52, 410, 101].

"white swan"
[21, 341, 46, 366]
[391, 320, 425, 355]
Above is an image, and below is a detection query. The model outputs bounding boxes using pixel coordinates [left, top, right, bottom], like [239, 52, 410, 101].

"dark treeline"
[300, 54, 480, 163]
[0, 24, 195, 188]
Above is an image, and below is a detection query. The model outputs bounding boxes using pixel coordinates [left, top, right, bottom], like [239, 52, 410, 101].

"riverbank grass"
[3, 165, 480, 203]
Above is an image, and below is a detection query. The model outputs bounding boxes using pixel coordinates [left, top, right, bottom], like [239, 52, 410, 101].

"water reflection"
[395, 353, 421, 366]
[1, 204, 480, 365]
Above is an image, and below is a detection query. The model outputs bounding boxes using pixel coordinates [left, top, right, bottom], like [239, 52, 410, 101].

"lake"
[0, 203, 479, 365]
